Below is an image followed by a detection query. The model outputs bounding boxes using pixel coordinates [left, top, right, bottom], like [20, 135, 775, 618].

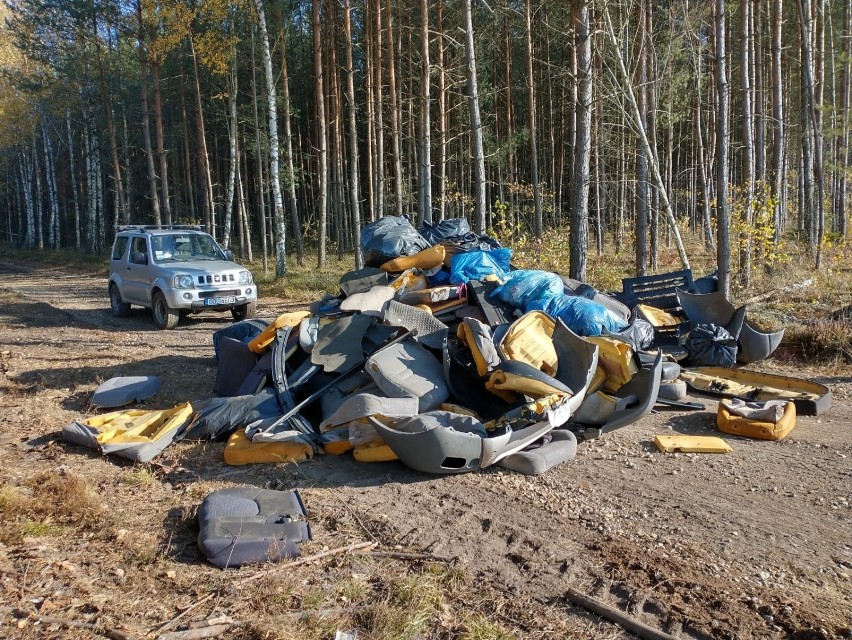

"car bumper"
[164, 288, 258, 310]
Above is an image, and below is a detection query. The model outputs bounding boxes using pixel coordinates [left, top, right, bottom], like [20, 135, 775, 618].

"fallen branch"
[744, 278, 814, 304]
[157, 624, 234, 640]
[366, 550, 457, 563]
[31, 614, 137, 640]
[148, 541, 376, 638]
[563, 587, 678, 640]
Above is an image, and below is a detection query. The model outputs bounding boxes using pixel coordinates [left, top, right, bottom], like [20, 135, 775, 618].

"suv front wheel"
[152, 291, 179, 330]
[231, 301, 257, 322]
[109, 284, 131, 317]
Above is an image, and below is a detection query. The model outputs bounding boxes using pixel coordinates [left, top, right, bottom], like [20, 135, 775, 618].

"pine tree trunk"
[344, 0, 363, 266]
[94, 35, 127, 225]
[250, 29, 269, 273]
[278, 24, 305, 265]
[312, 0, 328, 267]
[189, 35, 215, 236]
[753, 0, 765, 182]
[384, 0, 403, 217]
[179, 75, 196, 223]
[437, 0, 448, 222]
[418, 0, 433, 226]
[602, 7, 690, 270]
[838, 0, 851, 237]
[151, 60, 171, 225]
[374, 0, 385, 220]
[715, 0, 731, 296]
[525, 0, 543, 239]
[569, 0, 591, 281]
[137, 1, 162, 228]
[253, 0, 288, 276]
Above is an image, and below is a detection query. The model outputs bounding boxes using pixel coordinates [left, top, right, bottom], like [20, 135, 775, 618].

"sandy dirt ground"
[0, 260, 850, 640]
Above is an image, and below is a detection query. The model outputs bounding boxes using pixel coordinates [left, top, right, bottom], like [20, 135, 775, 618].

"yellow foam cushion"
[500, 312, 557, 376]
[586, 336, 638, 393]
[716, 402, 796, 441]
[86, 403, 193, 446]
[380, 245, 446, 273]
[248, 310, 311, 354]
[654, 434, 732, 453]
[323, 440, 355, 455]
[352, 441, 398, 463]
[224, 430, 313, 465]
[636, 304, 680, 328]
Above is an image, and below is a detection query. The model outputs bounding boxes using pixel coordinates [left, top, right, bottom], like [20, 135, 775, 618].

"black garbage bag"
[418, 218, 471, 245]
[439, 232, 502, 262]
[685, 323, 738, 367]
[602, 317, 656, 351]
[360, 215, 430, 267]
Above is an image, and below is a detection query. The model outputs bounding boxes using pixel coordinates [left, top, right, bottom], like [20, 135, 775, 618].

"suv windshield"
[151, 233, 223, 263]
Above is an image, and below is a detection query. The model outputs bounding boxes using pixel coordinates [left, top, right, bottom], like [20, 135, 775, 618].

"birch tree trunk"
[41, 114, 60, 249]
[312, 0, 328, 267]
[634, 1, 649, 275]
[602, 7, 690, 271]
[32, 137, 43, 250]
[569, 0, 591, 281]
[525, 0, 543, 239]
[344, 0, 363, 267]
[253, 0, 288, 276]
[417, 0, 432, 226]
[740, 0, 754, 286]
[771, 0, 785, 242]
[66, 111, 81, 251]
[20, 148, 34, 249]
[464, 0, 487, 233]
[715, 0, 731, 296]
[223, 57, 238, 249]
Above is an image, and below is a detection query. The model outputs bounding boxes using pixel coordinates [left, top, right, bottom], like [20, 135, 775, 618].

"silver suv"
[108, 225, 257, 329]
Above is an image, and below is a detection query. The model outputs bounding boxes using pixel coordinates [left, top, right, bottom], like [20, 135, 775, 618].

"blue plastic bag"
[449, 248, 512, 284]
[490, 270, 564, 309]
[528, 293, 628, 336]
[418, 218, 471, 245]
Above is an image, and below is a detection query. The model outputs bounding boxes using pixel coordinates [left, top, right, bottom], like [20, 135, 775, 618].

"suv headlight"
[174, 274, 194, 289]
[238, 270, 253, 285]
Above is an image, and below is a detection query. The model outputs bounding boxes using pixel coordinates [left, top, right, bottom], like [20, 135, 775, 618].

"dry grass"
[0, 470, 105, 545]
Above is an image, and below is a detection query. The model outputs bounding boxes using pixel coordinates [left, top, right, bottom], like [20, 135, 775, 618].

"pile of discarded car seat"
[63, 215, 832, 475]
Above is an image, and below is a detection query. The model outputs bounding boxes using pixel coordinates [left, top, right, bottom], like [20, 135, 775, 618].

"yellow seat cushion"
[248, 311, 311, 354]
[224, 430, 313, 466]
[380, 245, 446, 273]
[352, 440, 398, 463]
[716, 401, 796, 441]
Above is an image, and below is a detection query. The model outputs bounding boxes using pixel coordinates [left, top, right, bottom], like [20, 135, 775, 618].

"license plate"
[204, 296, 236, 306]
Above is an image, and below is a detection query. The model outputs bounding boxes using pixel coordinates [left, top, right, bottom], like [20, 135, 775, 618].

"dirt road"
[0, 260, 850, 639]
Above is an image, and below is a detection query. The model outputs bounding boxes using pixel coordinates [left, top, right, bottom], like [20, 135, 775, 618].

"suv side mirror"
[223, 249, 234, 261]
[131, 252, 148, 265]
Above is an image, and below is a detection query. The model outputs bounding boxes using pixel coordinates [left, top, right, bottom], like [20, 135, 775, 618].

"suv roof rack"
[116, 224, 206, 232]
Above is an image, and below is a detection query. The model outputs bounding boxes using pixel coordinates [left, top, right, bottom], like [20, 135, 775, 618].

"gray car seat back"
[91, 376, 161, 408]
[365, 340, 449, 412]
[198, 488, 310, 569]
